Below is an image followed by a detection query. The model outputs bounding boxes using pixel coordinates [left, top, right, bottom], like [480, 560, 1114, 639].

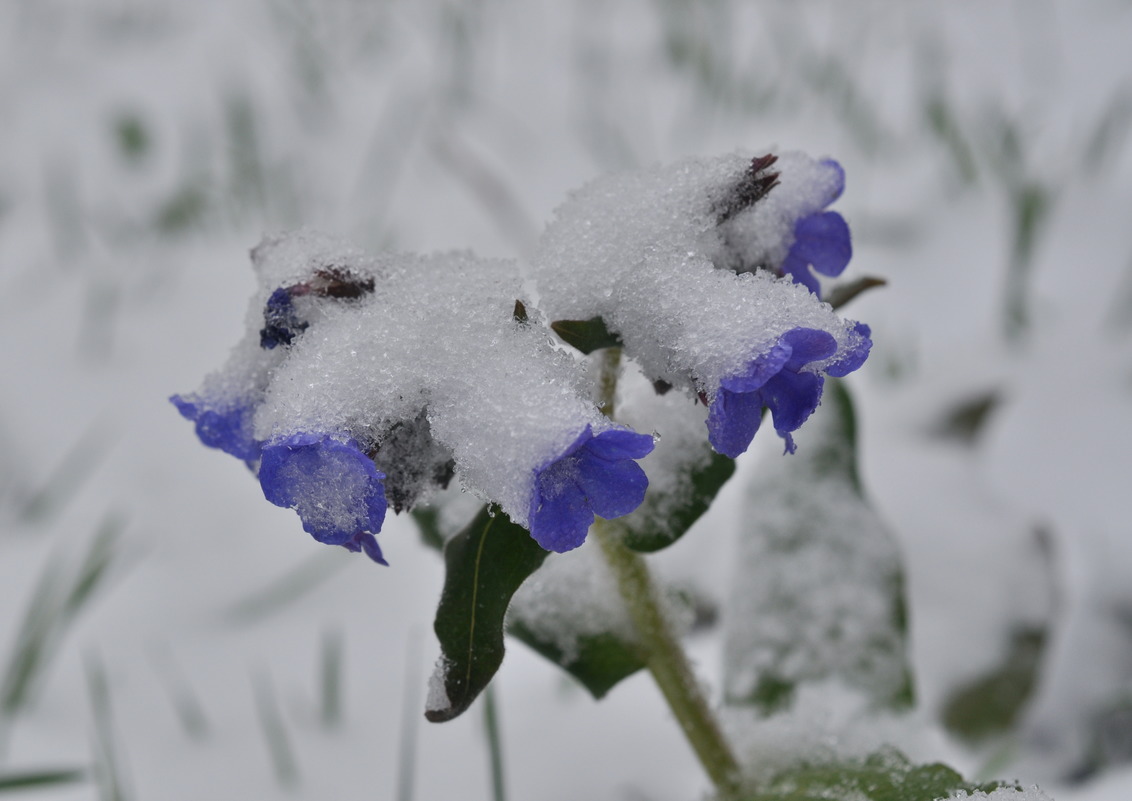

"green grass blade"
[226, 550, 346, 625]
[85, 652, 130, 801]
[319, 628, 343, 730]
[252, 670, 300, 789]
[483, 685, 507, 801]
[0, 767, 86, 792]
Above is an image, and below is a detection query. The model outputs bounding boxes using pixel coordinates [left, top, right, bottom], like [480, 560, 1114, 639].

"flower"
[707, 325, 870, 457]
[260, 287, 308, 349]
[528, 425, 655, 552]
[778, 159, 852, 295]
[258, 433, 389, 564]
[170, 394, 260, 462]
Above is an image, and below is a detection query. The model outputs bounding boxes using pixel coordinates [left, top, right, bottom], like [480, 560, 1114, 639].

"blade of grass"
[0, 767, 86, 791]
[85, 651, 131, 801]
[147, 644, 210, 741]
[396, 629, 422, 801]
[483, 684, 506, 801]
[1, 515, 125, 727]
[319, 628, 343, 730]
[226, 550, 347, 625]
[252, 669, 300, 789]
[17, 423, 115, 527]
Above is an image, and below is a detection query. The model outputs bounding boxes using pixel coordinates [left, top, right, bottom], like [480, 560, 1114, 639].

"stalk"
[593, 348, 742, 798]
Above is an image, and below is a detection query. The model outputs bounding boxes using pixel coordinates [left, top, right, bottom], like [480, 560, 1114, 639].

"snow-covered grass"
[1, 1, 1131, 798]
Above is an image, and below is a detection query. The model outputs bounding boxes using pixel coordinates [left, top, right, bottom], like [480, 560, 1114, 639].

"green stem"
[593, 348, 742, 798]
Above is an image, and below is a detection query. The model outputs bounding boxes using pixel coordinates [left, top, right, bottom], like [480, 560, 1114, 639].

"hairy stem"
[593, 348, 742, 797]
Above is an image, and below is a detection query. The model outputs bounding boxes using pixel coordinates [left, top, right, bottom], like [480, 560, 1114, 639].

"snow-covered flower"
[258, 432, 389, 564]
[529, 425, 655, 552]
[534, 151, 871, 457]
[777, 159, 852, 295]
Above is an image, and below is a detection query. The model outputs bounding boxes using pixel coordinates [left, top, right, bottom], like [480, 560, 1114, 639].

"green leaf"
[932, 390, 1002, 446]
[426, 507, 550, 722]
[411, 506, 446, 551]
[941, 624, 1048, 743]
[550, 317, 623, 354]
[750, 748, 1008, 801]
[724, 380, 914, 714]
[619, 451, 735, 552]
[507, 623, 645, 699]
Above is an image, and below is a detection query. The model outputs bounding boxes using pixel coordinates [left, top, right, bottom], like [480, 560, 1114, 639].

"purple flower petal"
[720, 340, 793, 393]
[780, 328, 838, 371]
[581, 427, 656, 461]
[171, 394, 260, 462]
[259, 433, 387, 550]
[529, 465, 592, 552]
[779, 249, 822, 295]
[340, 530, 389, 566]
[818, 158, 846, 206]
[791, 211, 852, 278]
[707, 386, 765, 458]
[761, 368, 826, 437]
[778, 160, 852, 295]
[574, 452, 650, 519]
[706, 327, 839, 457]
[825, 322, 872, 378]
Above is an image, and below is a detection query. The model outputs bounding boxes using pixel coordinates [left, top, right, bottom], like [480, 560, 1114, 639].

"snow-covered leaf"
[723, 380, 912, 714]
[748, 748, 1010, 801]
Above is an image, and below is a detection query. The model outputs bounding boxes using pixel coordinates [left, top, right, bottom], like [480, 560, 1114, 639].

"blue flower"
[707, 325, 869, 457]
[258, 433, 389, 565]
[528, 425, 655, 552]
[170, 394, 260, 462]
[779, 160, 852, 295]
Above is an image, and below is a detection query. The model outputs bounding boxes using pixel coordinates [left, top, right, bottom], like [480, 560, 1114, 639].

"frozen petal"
[573, 452, 650, 519]
[582, 427, 656, 461]
[340, 530, 389, 566]
[762, 369, 826, 437]
[825, 322, 872, 378]
[259, 434, 387, 546]
[707, 387, 765, 458]
[171, 394, 260, 462]
[780, 327, 838, 372]
[818, 158, 846, 205]
[720, 340, 793, 393]
[779, 248, 822, 294]
[528, 473, 592, 553]
[791, 211, 852, 279]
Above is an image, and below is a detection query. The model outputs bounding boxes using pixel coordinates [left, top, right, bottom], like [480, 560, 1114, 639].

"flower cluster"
[535, 150, 870, 455]
[173, 233, 656, 562]
[174, 151, 871, 563]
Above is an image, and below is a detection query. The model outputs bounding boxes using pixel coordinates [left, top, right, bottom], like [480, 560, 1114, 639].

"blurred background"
[1, 0, 1131, 798]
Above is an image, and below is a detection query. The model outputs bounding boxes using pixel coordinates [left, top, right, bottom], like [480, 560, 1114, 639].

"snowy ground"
[1, 1, 1131, 799]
